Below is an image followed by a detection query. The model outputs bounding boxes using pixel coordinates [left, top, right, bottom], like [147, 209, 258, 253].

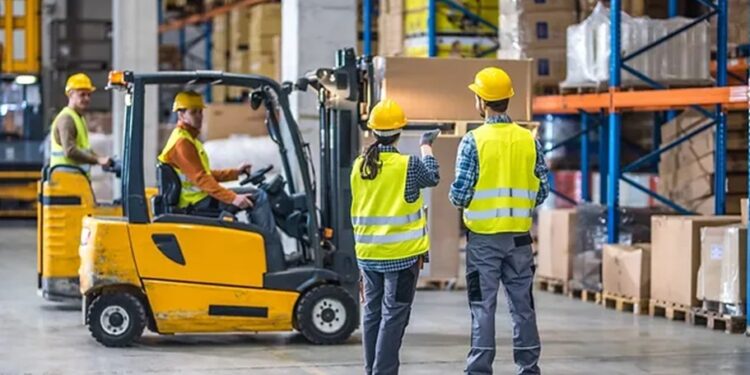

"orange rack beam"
[533, 86, 749, 115]
[159, 0, 277, 33]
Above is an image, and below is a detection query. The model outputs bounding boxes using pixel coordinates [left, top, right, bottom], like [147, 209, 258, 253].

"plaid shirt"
[449, 114, 550, 209]
[357, 145, 440, 273]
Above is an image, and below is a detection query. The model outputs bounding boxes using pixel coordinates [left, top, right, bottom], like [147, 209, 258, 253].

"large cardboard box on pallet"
[201, 104, 268, 141]
[697, 225, 747, 307]
[536, 208, 576, 281]
[378, 57, 533, 121]
[602, 243, 651, 299]
[650, 215, 741, 308]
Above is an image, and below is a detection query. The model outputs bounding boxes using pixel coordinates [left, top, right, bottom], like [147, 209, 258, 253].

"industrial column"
[607, 1, 622, 243]
[112, 0, 159, 187]
[714, 0, 728, 214]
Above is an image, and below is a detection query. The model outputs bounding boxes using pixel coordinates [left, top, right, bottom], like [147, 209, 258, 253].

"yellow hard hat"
[65, 73, 96, 94]
[468, 67, 515, 102]
[368, 99, 407, 132]
[172, 91, 206, 112]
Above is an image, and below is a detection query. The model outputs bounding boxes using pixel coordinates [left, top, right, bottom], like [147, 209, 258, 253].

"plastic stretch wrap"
[697, 225, 747, 314]
[563, 3, 710, 87]
[570, 204, 662, 291]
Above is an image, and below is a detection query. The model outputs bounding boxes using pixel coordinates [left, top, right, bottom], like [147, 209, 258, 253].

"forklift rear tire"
[295, 284, 357, 345]
[87, 292, 147, 347]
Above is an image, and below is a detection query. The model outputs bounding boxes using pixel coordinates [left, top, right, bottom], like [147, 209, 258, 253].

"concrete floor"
[1, 222, 750, 375]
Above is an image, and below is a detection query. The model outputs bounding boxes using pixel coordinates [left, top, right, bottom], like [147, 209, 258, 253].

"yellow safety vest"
[158, 127, 211, 208]
[49, 107, 92, 172]
[350, 153, 429, 260]
[463, 122, 540, 234]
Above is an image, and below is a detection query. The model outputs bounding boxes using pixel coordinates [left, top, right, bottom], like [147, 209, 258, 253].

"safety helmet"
[468, 67, 515, 102]
[65, 73, 96, 94]
[367, 99, 407, 134]
[172, 91, 206, 112]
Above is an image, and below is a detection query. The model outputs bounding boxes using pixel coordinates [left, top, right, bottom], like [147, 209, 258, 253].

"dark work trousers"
[361, 261, 421, 375]
[464, 231, 540, 375]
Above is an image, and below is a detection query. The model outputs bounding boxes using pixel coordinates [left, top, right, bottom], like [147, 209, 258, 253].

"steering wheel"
[239, 165, 273, 186]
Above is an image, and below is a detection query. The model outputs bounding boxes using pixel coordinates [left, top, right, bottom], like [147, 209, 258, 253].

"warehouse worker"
[158, 91, 282, 254]
[450, 67, 550, 375]
[351, 99, 440, 375]
[49, 73, 112, 172]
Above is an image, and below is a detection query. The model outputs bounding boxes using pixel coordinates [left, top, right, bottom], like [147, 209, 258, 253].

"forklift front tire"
[87, 292, 147, 347]
[295, 284, 358, 345]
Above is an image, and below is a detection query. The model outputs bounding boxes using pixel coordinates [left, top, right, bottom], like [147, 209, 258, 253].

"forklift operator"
[49, 73, 113, 173]
[158, 91, 281, 249]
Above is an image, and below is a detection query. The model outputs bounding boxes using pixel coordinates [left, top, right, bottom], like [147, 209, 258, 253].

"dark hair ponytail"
[359, 133, 400, 180]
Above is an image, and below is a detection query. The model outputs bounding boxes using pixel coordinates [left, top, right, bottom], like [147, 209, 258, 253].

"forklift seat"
[154, 163, 182, 216]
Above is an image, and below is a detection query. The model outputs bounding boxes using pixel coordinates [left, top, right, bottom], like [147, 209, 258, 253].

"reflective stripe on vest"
[49, 107, 92, 172]
[463, 122, 539, 234]
[158, 127, 211, 208]
[350, 153, 429, 261]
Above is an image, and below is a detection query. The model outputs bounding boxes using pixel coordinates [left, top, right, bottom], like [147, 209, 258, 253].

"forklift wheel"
[87, 292, 147, 347]
[295, 284, 357, 345]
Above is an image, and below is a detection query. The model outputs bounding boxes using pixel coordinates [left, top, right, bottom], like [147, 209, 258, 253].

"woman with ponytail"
[350, 99, 440, 374]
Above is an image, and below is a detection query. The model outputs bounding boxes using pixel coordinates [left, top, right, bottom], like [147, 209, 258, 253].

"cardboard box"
[527, 47, 566, 86]
[697, 225, 747, 305]
[499, 10, 577, 49]
[742, 198, 748, 226]
[202, 104, 268, 141]
[650, 215, 741, 307]
[248, 3, 281, 37]
[660, 174, 748, 203]
[249, 54, 278, 80]
[603, 243, 651, 299]
[378, 3, 405, 56]
[537, 208, 577, 281]
[379, 57, 533, 121]
[689, 194, 745, 216]
[661, 110, 747, 143]
[659, 152, 747, 182]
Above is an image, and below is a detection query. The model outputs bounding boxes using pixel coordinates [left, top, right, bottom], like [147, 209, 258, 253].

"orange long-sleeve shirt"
[161, 122, 240, 204]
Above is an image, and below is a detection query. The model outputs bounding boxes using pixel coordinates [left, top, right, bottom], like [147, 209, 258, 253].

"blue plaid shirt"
[357, 145, 440, 273]
[449, 114, 550, 209]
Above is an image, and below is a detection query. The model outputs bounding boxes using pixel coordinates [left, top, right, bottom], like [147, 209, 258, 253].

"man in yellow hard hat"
[450, 67, 549, 375]
[49, 73, 112, 172]
[350, 99, 440, 375]
[158, 91, 282, 260]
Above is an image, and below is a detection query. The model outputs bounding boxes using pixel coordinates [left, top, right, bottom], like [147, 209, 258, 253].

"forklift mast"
[309, 48, 375, 283]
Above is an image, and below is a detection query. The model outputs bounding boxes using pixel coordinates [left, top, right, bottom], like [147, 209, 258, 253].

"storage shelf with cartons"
[369, 0, 499, 58]
[532, 0, 750, 333]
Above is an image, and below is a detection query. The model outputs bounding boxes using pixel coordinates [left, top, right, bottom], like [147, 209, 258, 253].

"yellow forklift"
[36, 162, 125, 301]
[80, 49, 372, 346]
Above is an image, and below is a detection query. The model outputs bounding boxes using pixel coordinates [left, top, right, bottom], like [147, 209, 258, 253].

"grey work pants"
[465, 231, 540, 375]
[361, 261, 420, 375]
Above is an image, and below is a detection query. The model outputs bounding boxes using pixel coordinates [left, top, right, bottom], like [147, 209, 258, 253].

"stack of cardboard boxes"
[657, 110, 748, 215]
[498, 0, 577, 93]
[697, 224, 747, 315]
[713, 0, 749, 50]
[650, 216, 741, 310]
[212, 3, 281, 101]
[378, 0, 405, 56]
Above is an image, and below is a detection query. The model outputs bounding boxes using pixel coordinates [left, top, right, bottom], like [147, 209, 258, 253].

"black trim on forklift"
[208, 305, 268, 318]
[40, 196, 81, 205]
[151, 234, 186, 266]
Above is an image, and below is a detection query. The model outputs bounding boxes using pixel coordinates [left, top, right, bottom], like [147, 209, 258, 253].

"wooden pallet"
[567, 286, 601, 304]
[601, 292, 649, 315]
[648, 299, 690, 321]
[417, 277, 456, 290]
[688, 308, 747, 334]
[534, 276, 567, 295]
